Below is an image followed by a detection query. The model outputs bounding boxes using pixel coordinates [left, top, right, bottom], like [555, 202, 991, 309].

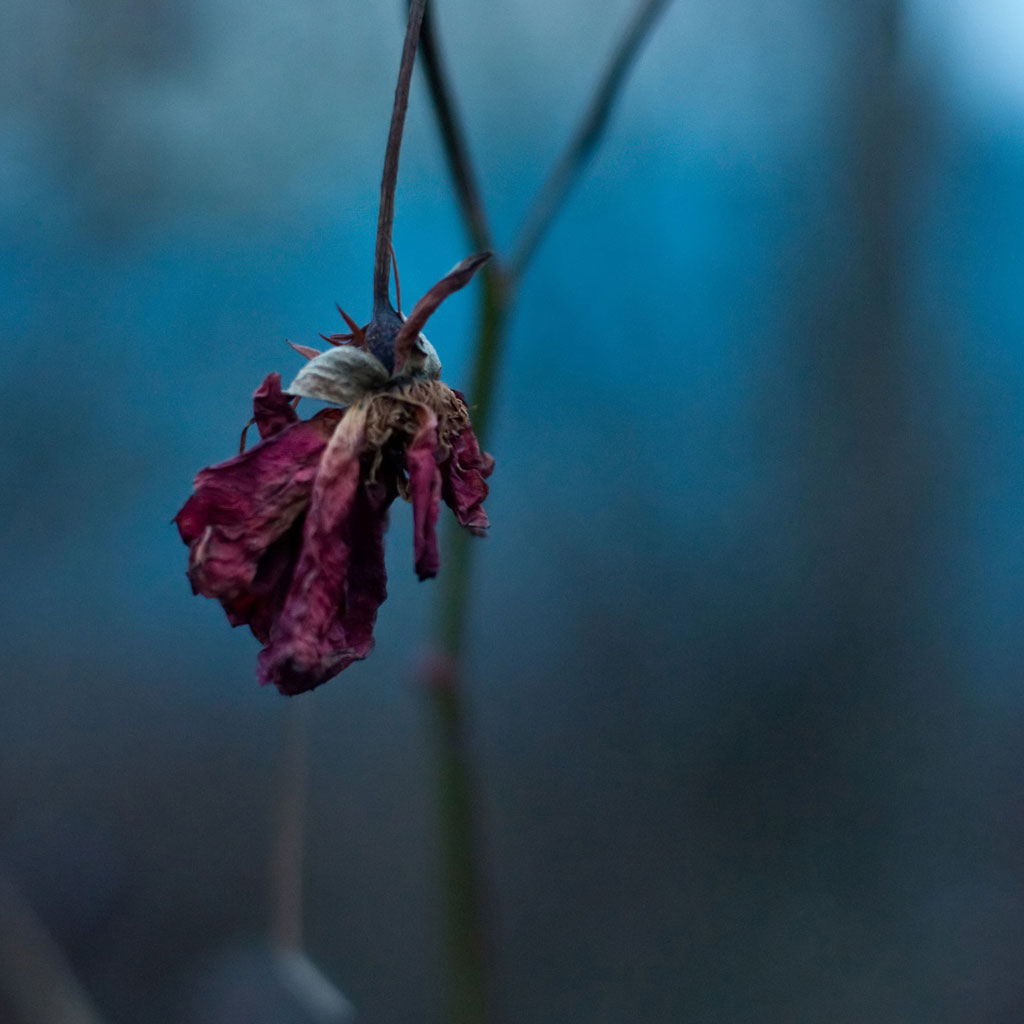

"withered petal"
[287, 346, 389, 407]
[175, 409, 339, 610]
[252, 372, 300, 439]
[258, 406, 384, 694]
[406, 404, 442, 580]
[223, 521, 303, 643]
[440, 422, 494, 536]
[327, 478, 391, 667]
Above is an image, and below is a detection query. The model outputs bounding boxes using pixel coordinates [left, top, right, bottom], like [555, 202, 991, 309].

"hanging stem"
[373, 0, 428, 312]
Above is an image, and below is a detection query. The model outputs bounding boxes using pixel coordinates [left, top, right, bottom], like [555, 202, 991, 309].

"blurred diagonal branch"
[508, 0, 674, 282]
[0, 864, 109, 1024]
[416, 3, 494, 256]
[419, 0, 674, 447]
[270, 698, 309, 951]
[412, 3, 676, 1023]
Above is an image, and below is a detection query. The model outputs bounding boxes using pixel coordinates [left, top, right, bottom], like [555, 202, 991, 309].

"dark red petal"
[223, 521, 304, 643]
[440, 423, 494, 536]
[175, 411, 339, 608]
[406, 405, 441, 581]
[332, 479, 391, 659]
[265, 481, 391, 694]
[253, 372, 299, 439]
[258, 409, 374, 694]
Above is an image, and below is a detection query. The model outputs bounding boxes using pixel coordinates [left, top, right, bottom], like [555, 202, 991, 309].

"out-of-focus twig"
[413, 4, 674, 1021]
[270, 698, 309, 951]
[415, 3, 495, 256]
[412, 0, 509, 440]
[508, 0, 674, 283]
[0, 863, 108, 1024]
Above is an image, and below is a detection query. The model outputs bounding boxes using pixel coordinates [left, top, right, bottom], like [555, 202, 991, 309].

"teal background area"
[2, 1, 1024, 1020]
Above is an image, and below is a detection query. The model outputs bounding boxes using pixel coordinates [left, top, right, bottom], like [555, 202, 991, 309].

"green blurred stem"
[429, 655, 489, 1024]
[415, 2, 673, 1020]
[427, 268, 509, 1024]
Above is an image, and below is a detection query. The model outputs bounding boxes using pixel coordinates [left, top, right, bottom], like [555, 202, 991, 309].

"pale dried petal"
[287, 346, 389, 407]
[397, 333, 442, 381]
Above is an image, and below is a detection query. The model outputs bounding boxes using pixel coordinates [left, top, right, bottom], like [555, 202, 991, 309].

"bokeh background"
[3, 0, 1024, 1020]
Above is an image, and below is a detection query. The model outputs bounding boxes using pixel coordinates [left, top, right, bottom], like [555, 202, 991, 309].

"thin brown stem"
[373, 0, 428, 311]
[509, 0, 673, 281]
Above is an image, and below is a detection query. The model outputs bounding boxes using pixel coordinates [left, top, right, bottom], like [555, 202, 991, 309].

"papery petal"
[175, 410, 340, 607]
[258, 406, 373, 694]
[253, 373, 299, 439]
[287, 346, 389, 407]
[327, 478, 391, 663]
[275, 479, 391, 693]
[440, 422, 494, 536]
[223, 522, 303, 643]
[405, 405, 441, 580]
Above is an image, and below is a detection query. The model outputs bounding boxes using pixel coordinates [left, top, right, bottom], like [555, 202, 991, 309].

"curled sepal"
[392, 251, 492, 374]
[288, 346, 389, 407]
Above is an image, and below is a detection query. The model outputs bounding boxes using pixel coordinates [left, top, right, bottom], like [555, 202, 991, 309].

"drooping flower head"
[175, 1, 493, 694]
[175, 255, 493, 694]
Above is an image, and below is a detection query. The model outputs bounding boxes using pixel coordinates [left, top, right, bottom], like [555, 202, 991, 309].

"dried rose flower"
[176, 2, 494, 694]
[175, 255, 494, 695]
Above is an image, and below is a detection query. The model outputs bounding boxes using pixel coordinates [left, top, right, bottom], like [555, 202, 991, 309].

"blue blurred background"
[2, 0, 1024, 1020]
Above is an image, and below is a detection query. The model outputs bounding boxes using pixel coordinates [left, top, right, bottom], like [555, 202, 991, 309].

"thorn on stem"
[287, 340, 322, 361]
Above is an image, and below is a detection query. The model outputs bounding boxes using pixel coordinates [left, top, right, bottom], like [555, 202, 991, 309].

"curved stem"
[373, 0, 428, 311]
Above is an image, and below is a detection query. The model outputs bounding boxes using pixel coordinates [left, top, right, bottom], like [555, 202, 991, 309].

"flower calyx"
[287, 251, 491, 409]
